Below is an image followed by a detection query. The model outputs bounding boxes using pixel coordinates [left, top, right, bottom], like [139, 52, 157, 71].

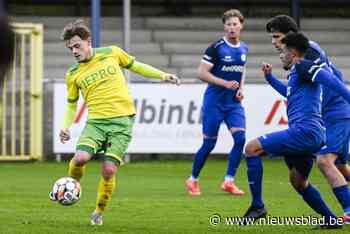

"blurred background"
[1, 0, 350, 162]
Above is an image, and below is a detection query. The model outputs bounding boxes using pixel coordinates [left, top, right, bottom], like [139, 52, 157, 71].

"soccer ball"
[50, 177, 81, 206]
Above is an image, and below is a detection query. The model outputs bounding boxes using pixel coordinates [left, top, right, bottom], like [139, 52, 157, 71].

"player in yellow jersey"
[51, 20, 180, 225]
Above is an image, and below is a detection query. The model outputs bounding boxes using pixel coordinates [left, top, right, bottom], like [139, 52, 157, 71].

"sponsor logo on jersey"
[222, 56, 233, 62]
[79, 65, 118, 88]
[221, 65, 244, 73]
[241, 54, 246, 62]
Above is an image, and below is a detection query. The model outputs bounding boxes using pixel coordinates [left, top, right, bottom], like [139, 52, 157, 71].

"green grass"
[0, 159, 349, 234]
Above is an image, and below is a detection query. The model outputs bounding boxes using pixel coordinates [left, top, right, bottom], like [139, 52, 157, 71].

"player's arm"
[235, 66, 246, 101]
[198, 61, 239, 89]
[198, 44, 239, 89]
[60, 74, 79, 143]
[297, 59, 350, 104]
[312, 68, 350, 104]
[128, 60, 180, 85]
[262, 63, 287, 97]
[113, 46, 180, 85]
[306, 46, 346, 84]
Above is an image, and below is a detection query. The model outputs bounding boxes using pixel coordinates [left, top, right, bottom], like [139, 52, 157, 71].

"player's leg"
[222, 110, 246, 195]
[317, 154, 350, 220]
[337, 164, 350, 182]
[335, 136, 350, 223]
[69, 121, 104, 181]
[91, 160, 118, 226]
[317, 121, 350, 221]
[50, 122, 102, 202]
[68, 150, 91, 181]
[318, 153, 347, 186]
[91, 116, 133, 226]
[286, 156, 340, 228]
[336, 121, 350, 182]
[243, 138, 266, 218]
[242, 128, 310, 221]
[186, 108, 222, 195]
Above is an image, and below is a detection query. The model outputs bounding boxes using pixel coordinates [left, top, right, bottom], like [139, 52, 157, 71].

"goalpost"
[0, 23, 43, 161]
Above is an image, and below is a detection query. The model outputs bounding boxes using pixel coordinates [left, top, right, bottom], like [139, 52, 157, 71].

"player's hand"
[223, 80, 240, 90]
[162, 74, 181, 85]
[59, 128, 71, 144]
[262, 62, 272, 76]
[236, 88, 244, 101]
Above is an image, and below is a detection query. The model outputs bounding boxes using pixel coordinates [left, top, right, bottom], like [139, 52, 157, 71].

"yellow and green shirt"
[65, 46, 136, 119]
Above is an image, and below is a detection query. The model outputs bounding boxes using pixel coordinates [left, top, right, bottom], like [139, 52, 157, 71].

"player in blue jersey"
[185, 9, 247, 196]
[265, 15, 350, 223]
[242, 32, 350, 228]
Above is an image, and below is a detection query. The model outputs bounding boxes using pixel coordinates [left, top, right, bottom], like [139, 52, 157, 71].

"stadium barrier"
[53, 83, 288, 154]
[0, 23, 43, 161]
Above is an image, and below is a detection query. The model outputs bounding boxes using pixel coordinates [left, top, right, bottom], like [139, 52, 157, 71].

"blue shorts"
[259, 126, 324, 178]
[259, 127, 324, 157]
[317, 119, 350, 165]
[202, 105, 245, 137]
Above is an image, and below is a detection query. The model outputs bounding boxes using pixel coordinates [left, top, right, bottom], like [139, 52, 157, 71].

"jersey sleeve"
[65, 72, 79, 103]
[330, 63, 343, 80]
[201, 44, 218, 65]
[313, 68, 350, 104]
[112, 46, 135, 69]
[295, 59, 322, 82]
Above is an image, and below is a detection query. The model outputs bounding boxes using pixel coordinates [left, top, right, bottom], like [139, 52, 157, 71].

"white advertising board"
[53, 83, 288, 153]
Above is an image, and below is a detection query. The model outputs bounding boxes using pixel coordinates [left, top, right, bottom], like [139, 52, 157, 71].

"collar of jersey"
[79, 48, 96, 64]
[223, 37, 241, 48]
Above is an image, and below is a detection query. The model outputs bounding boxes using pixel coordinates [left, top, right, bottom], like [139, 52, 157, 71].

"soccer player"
[186, 9, 247, 196]
[243, 32, 350, 228]
[50, 19, 180, 225]
[265, 15, 350, 222]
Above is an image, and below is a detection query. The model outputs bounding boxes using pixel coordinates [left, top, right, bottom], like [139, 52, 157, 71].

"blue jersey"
[286, 60, 323, 131]
[305, 41, 350, 123]
[201, 37, 248, 110]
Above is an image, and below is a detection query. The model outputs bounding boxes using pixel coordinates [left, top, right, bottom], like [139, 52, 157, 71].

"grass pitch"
[0, 159, 349, 234]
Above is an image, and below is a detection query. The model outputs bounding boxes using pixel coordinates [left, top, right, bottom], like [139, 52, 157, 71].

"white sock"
[224, 175, 234, 182]
[189, 176, 198, 181]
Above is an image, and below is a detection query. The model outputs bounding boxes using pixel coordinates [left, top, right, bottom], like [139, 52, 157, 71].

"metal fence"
[0, 23, 43, 161]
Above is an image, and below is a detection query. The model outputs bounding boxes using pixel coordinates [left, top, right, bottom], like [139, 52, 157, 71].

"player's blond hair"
[61, 19, 91, 41]
[222, 9, 244, 24]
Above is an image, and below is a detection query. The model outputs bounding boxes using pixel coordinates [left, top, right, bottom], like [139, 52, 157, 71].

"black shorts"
[284, 155, 314, 179]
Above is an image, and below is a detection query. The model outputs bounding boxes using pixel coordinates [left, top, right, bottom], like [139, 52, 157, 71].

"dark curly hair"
[281, 32, 309, 56]
[266, 15, 299, 34]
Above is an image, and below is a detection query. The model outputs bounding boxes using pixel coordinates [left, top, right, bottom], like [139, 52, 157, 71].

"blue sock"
[333, 185, 350, 214]
[246, 156, 264, 208]
[191, 138, 217, 179]
[226, 131, 245, 178]
[299, 184, 337, 221]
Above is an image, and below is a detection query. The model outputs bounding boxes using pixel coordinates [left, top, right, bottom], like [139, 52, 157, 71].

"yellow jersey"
[65, 46, 136, 119]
